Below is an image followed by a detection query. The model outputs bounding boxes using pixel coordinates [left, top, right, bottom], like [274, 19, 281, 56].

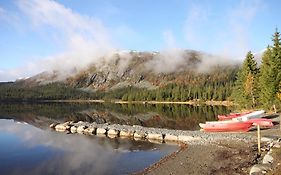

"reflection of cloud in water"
[0, 119, 175, 175]
[0, 120, 119, 174]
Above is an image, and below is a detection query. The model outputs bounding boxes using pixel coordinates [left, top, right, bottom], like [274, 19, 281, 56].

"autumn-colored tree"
[259, 28, 281, 108]
[232, 51, 259, 107]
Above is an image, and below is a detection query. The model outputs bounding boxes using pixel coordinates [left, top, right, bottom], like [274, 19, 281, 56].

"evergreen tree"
[232, 51, 259, 107]
[259, 28, 281, 108]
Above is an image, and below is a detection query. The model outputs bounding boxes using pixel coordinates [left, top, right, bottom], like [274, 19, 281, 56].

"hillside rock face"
[16, 50, 238, 90]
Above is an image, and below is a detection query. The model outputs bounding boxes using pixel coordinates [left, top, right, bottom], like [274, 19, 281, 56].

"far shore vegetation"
[0, 29, 280, 112]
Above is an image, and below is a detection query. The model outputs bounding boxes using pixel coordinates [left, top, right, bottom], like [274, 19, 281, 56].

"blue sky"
[0, 0, 280, 81]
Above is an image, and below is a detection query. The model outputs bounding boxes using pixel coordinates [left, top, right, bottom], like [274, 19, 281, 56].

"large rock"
[262, 154, 274, 164]
[107, 129, 119, 136]
[134, 132, 146, 139]
[120, 130, 134, 137]
[77, 125, 87, 134]
[49, 123, 58, 128]
[164, 134, 178, 141]
[84, 127, 96, 135]
[273, 143, 281, 148]
[55, 124, 67, 132]
[147, 133, 163, 140]
[96, 128, 107, 135]
[70, 126, 77, 133]
[249, 164, 271, 175]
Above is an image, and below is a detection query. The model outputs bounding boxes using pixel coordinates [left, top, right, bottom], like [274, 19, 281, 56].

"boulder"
[147, 133, 163, 140]
[49, 123, 58, 128]
[262, 154, 274, 164]
[250, 164, 271, 175]
[273, 143, 281, 148]
[134, 132, 146, 139]
[107, 129, 120, 136]
[70, 126, 77, 133]
[55, 124, 67, 132]
[84, 127, 96, 135]
[96, 128, 107, 135]
[120, 130, 134, 137]
[164, 134, 178, 141]
[77, 125, 87, 134]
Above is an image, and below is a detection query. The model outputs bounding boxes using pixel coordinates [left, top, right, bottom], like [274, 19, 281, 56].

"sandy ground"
[138, 141, 257, 175]
[135, 126, 281, 175]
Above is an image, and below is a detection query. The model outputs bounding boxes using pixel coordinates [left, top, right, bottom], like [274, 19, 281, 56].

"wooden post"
[279, 114, 281, 130]
[257, 124, 261, 156]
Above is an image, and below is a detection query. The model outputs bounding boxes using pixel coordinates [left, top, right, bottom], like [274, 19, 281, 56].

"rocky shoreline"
[50, 121, 281, 175]
[50, 121, 255, 145]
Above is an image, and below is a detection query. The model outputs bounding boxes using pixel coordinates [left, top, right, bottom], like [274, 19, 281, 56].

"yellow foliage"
[277, 81, 281, 100]
[278, 92, 281, 100]
[244, 73, 254, 95]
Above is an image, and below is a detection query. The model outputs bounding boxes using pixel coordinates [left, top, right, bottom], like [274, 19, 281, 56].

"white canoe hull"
[232, 110, 265, 122]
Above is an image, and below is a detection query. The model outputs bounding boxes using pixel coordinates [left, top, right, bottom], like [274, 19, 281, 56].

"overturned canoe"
[199, 120, 252, 132]
[245, 118, 273, 127]
[232, 110, 265, 122]
[217, 112, 251, 120]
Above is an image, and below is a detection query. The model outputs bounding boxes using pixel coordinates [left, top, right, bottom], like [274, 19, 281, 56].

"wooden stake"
[279, 114, 281, 130]
[257, 124, 261, 156]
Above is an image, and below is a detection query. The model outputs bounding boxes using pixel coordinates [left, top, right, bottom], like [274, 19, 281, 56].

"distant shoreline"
[38, 99, 234, 106]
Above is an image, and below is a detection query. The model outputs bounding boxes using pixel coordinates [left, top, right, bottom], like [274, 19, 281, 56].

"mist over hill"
[14, 49, 238, 90]
[0, 49, 242, 102]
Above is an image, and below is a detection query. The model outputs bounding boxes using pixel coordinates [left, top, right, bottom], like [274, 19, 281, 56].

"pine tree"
[272, 28, 281, 105]
[278, 81, 281, 101]
[259, 46, 275, 107]
[259, 28, 281, 108]
[232, 51, 259, 107]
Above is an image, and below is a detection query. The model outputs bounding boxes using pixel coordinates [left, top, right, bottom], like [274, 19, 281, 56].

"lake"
[0, 102, 231, 174]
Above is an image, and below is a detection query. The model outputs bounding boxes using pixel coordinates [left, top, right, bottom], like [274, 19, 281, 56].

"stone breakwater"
[250, 137, 281, 175]
[49, 121, 255, 145]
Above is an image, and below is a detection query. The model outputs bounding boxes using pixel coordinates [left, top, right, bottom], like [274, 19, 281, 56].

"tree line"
[0, 29, 280, 111]
[232, 28, 281, 110]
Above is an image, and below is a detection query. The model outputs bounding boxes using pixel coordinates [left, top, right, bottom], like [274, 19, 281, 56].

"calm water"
[0, 102, 231, 130]
[0, 103, 232, 175]
[0, 119, 176, 175]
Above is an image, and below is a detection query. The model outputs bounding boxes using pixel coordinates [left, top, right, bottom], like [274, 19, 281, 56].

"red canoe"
[217, 112, 251, 120]
[199, 120, 253, 132]
[245, 118, 273, 127]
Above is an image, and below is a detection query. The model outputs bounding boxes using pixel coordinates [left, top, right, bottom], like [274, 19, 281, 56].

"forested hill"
[0, 50, 239, 101]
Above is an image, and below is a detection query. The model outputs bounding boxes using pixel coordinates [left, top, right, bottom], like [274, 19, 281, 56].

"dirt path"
[136, 140, 257, 175]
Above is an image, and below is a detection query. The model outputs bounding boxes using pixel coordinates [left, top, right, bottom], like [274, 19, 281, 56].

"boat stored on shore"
[217, 112, 250, 120]
[199, 120, 253, 132]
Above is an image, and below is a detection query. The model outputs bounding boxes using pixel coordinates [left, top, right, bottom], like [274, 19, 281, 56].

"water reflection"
[0, 103, 232, 130]
[0, 119, 176, 175]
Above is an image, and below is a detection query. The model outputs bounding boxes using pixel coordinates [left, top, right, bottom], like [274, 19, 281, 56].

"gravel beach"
[137, 126, 281, 175]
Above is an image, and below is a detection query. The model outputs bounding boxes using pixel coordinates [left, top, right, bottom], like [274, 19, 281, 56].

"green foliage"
[258, 28, 281, 109]
[0, 65, 238, 102]
[0, 82, 96, 101]
[231, 51, 259, 108]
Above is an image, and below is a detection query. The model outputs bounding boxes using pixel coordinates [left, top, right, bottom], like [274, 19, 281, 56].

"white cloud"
[163, 30, 177, 48]
[183, 0, 264, 60]
[219, 0, 264, 59]
[0, 0, 119, 81]
[184, 4, 209, 48]
[17, 0, 114, 52]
